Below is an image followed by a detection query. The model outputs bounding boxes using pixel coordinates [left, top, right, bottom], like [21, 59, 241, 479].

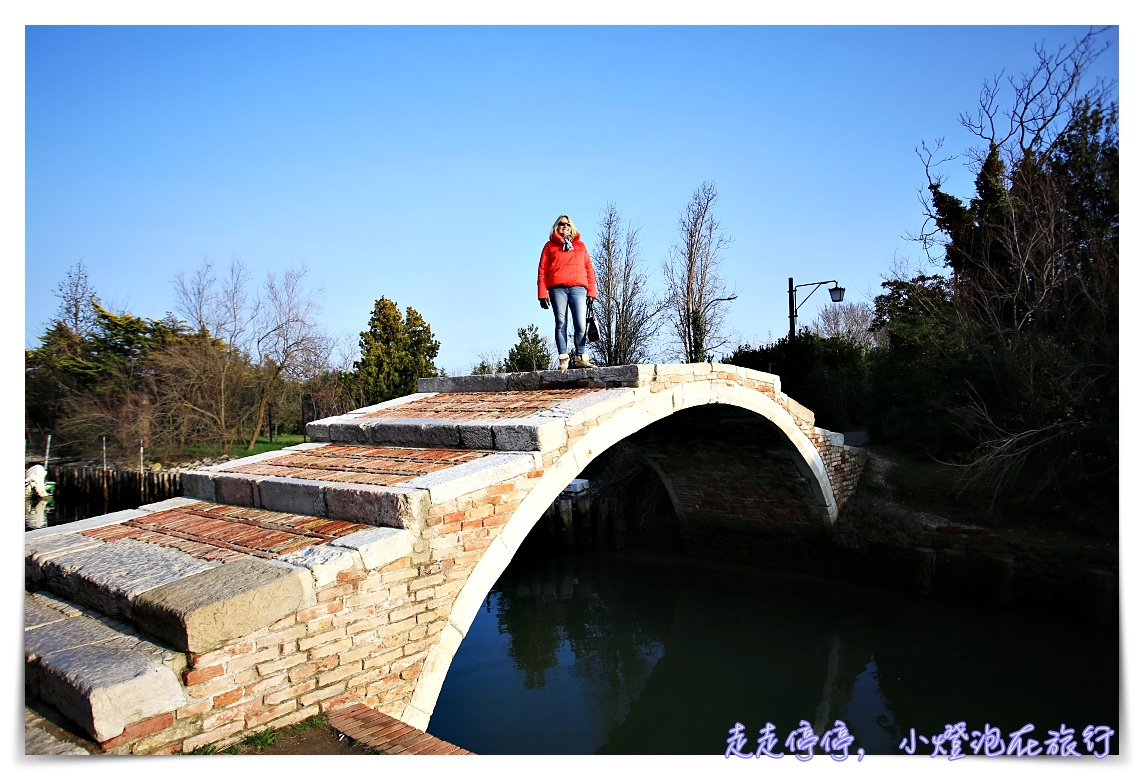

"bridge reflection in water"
[428, 548, 1119, 756]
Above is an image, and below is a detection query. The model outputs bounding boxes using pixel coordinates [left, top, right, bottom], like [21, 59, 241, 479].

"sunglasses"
[557, 222, 571, 227]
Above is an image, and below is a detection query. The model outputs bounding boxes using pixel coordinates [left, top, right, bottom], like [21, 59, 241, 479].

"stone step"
[24, 495, 422, 747]
[180, 441, 542, 521]
[305, 386, 640, 452]
[25, 500, 226, 622]
[23, 503, 419, 753]
[24, 497, 411, 650]
[306, 394, 572, 451]
[415, 363, 650, 393]
[24, 498, 312, 633]
[24, 590, 189, 745]
[25, 702, 94, 755]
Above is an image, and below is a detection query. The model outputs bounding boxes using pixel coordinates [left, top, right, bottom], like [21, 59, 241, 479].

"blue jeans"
[548, 285, 587, 356]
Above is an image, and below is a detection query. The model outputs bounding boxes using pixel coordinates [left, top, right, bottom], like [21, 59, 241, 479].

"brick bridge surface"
[24, 363, 866, 754]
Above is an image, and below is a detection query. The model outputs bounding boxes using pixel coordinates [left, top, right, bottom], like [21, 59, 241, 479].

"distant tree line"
[25, 259, 440, 463]
[726, 29, 1117, 529]
[874, 30, 1117, 525]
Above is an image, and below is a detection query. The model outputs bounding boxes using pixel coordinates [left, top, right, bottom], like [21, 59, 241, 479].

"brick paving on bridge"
[81, 501, 374, 561]
[328, 703, 474, 755]
[224, 444, 493, 486]
[361, 389, 597, 419]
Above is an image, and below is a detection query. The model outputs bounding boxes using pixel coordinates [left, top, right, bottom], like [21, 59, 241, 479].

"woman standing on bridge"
[538, 214, 597, 370]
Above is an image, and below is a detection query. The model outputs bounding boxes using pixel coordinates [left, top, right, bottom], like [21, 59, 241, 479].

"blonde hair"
[552, 215, 580, 239]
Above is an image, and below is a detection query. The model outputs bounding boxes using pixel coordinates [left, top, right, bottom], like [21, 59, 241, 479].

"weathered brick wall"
[809, 430, 866, 510]
[636, 365, 864, 511]
[625, 406, 824, 543]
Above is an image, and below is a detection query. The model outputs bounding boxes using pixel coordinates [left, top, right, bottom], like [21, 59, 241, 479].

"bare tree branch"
[591, 202, 665, 366]
[662, 182, 737, 363]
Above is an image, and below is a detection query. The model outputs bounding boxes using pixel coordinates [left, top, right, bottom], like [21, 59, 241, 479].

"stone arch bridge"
[24, 363, 866, 754]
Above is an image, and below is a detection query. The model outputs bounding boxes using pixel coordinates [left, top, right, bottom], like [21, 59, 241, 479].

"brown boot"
[572, 354, 595, 368]
[558, 354, 570, 371]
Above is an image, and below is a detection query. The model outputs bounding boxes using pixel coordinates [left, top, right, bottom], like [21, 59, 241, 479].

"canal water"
[427, 548, 1119, 757]
[30, 495, 1120, 758]
[24, 494, 141, 530]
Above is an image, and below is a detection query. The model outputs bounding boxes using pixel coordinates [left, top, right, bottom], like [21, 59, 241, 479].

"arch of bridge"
[24, 363, 864, 752]
[390, 364, 849, 727]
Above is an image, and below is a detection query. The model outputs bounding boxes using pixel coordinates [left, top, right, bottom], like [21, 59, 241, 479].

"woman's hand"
[540, 298, 550, 310]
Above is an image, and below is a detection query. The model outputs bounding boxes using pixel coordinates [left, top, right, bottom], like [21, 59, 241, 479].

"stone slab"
[347, 416, 570, 452]
[307, 396, 448, 441]
[215, 473, 258, 506]
[457, 425, 494, 449]
[323, 483, 429, 528]
[30, 538, 220, 621]
[180, 470, 216, 502]
[25, 591, 86, 621]
[815, 427, 845, 447]
[487, 419, 567, 452]
[782, 393, 815, 425]
[330, 526, 414, 570]
[25, 611, 127, 658]
[26, 533, 106, 591]
[24, 707, 92, 755]
[416, 372, 541, 393]
[133, 557, 307, 653]
[25, 592, 188, 674]
[256, 476, 327, 517]
[304, 418, 334, 442]
[32, 644, 187, 743]
[416, 364, 650, 392]
[266, 559, 317, 608]
[25, 596, 73, 631]
[323, 420, 372, 444]
[276, 544, 359, 589]
[364, 419, 464, 448]
[24, 723, 90, 755]
[136, 496, 201, 513]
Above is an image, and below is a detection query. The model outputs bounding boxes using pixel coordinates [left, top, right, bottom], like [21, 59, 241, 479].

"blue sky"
[20, 21, 1121, 375]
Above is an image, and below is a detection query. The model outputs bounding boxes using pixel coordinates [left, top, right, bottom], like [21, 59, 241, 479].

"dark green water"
[32, 495, 1120, 759]
[428, 549, 1119, 757]
[25, 493, 140, 530]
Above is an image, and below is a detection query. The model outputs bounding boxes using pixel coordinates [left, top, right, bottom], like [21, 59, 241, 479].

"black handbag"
[586, 306, 600, 342]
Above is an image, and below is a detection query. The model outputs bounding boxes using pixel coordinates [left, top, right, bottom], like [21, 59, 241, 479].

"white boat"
[25, 465, 55, 500]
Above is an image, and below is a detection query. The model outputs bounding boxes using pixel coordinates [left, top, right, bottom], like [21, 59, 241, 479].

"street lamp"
[788, 277, 845, 341]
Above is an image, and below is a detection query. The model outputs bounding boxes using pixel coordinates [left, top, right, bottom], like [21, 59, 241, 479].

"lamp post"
[788, 277, 845, 341]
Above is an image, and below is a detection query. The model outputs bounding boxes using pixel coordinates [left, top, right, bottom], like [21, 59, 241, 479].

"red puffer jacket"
[537, 231, 598, 299]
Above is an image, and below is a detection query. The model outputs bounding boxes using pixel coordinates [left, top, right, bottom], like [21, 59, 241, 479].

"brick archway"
[402, 366, 854, 727]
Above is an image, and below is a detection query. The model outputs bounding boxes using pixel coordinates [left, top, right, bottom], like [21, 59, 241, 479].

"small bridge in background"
[24, 363, 866, 754]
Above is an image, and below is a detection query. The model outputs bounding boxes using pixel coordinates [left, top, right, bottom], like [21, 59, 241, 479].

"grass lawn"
[175, 434, 307, 462]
